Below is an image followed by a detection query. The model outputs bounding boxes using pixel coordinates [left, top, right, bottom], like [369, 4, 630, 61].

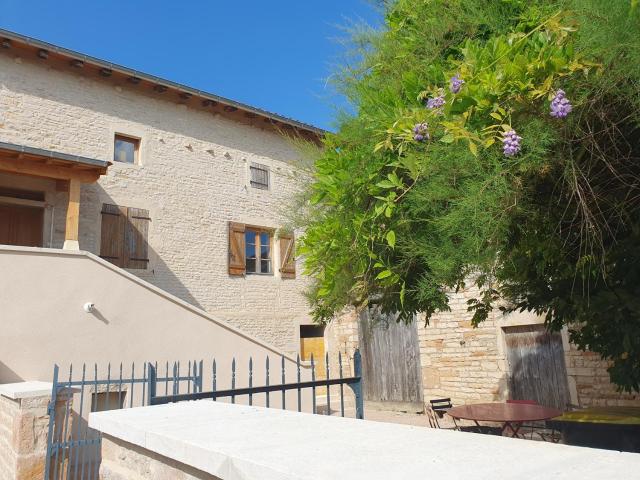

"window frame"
[113, 134, 141, 165]
[249, 162, 270, 190]
[245, 225, 273, 275]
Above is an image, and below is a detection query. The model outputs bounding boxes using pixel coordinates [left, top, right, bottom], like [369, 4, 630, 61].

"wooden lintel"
[0, 157, 100, 183]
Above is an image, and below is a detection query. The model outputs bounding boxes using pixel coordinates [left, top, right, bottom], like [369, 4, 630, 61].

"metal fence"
[44, 351, 362, 480]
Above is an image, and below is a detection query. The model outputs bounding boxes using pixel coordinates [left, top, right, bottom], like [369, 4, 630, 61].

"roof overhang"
[0, 28, 326, 143]
[0, 141, 110, 183]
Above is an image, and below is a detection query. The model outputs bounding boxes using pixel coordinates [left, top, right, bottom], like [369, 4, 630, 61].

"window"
[91, 391, 125, 412]
[245, 228, 272, 274]
[114, 134, 139, 164]
[249, 163, 269, 190]
[99, 203, 150, 269]
[228, 222, 295, 277]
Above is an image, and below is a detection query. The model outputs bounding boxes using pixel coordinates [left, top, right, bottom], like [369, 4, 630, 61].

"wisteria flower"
[502, 129, 522, 157]
[550, 89, 572, 118]
[426, 94, 445, 110]
[450, 74, 465, 94]
[413, 122, 430, 142]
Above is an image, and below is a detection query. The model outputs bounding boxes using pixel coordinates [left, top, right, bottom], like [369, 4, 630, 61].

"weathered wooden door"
[358, 308, 423, 407]
[0, 203, 44, 247]
[504, 325, 570, 410]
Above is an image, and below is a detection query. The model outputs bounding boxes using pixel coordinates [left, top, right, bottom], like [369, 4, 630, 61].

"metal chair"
[427, 398, 501, 435]
[426, 398, 455, 429]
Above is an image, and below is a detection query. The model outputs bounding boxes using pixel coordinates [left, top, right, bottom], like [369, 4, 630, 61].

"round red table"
[447, 402, 562, 437]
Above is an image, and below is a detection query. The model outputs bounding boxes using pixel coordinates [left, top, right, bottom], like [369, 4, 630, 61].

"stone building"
[0, 28, 322, 362]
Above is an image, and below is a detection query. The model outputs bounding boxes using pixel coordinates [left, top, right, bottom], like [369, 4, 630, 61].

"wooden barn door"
[504, 325, 570, 410]
[358, 308, 423, 408]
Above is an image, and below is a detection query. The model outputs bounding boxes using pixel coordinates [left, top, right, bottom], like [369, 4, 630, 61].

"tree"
[299, 0, 640, 391]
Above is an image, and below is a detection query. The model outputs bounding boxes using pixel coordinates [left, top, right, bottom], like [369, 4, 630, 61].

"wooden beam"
[63, 179, 80, 250]
[37, 49, 49, 59]
[1, 38, 11, 49]
[70, 59, 85, 68]
[0, 157, 100, 183]
[56, 179, 70, 192]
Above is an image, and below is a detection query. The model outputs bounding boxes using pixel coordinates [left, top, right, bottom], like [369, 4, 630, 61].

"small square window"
[91, 391, 126, 412]
[250, 163, 269, 190]
[114, 135, 140, 164]
[245, 227, 272, 274]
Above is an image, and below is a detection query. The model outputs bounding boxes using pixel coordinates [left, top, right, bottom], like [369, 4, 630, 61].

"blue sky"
[0, 1, 383, 131]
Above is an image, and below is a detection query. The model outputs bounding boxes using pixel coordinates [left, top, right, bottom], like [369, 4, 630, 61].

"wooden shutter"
[279, 233, 296, 279]
[228, 222, 246, 276]
[125, 207, 150, 269]
[100, 204, 126, 267]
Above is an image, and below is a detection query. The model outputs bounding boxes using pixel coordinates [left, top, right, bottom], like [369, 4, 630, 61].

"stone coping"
[89, 401, 640, 480]
[0, 381, 52, 399]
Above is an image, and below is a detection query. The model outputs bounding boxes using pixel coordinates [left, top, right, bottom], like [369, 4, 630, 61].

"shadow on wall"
[79, 185, 206, 312]
[0, 361, 24, 384]
[4, 62, 299, 160]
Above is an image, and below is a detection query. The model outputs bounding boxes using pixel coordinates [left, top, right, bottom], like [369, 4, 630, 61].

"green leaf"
[468, 141, 478, 156]
[440, 133, 455, 144]
[489, 112, 502, 121]
[376, 269, 393, 280]
[376, 180, 396, 189]
[386, 230, 396, 248]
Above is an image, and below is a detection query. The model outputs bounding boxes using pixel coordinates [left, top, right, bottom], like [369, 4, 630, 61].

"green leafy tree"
[298, 0, 640, 391]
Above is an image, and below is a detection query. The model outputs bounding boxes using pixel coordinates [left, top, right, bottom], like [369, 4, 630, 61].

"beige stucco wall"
[0, 51, 314, 354]
[0, 246, 312, 411]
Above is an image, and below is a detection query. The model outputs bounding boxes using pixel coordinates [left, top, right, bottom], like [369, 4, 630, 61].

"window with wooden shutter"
[100, 204, 126, 267]
[125, 207, 150, 269]
[100, 203, 150, 269]
[279, 232, 296, 279]
[228, 222, 246, 276]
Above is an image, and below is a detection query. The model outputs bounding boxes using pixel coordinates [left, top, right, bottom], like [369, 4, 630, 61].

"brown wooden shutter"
[279, 233, 296, 279]
[124, 207, 150, 269]
[228, 222, 246, 276]
[100, 203, 126, 267]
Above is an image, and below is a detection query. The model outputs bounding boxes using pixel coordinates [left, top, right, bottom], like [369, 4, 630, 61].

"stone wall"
[0, 51, 315, 354]
[565, 344, 640, 407]
[101, 436, 220, 480]
[0, 384, 51, 480]
[328, 283, 640, 409]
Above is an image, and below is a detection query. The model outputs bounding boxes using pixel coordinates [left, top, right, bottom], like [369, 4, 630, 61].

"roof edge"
[0, 28, 327, 138]
[0, 140, 111, 168]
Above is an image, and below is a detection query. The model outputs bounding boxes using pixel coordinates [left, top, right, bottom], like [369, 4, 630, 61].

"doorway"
[358, 308, 423, 408]
[504, 324, 570, 410]
[0, 203, 44, 247]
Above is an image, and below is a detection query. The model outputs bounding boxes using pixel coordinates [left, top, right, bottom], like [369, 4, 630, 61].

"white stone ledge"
[89, 401, 640, 480]
[0, 381, 52, 399]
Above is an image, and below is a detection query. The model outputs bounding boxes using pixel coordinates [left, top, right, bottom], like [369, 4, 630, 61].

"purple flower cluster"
[550, 89, 572, 118]
[450, 74, 465, 94]
[502, 129, 522, 157]
[426, 94, 446, 110]
[413, 122, 430, 142]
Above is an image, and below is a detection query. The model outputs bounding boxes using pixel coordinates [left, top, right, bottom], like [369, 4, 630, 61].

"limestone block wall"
[418, 284, 508, 405]
[0, 386, 51, 480]
[0, 51, 316, 354]
[565, 344, 640, 407]
[328, 283, 640, 409]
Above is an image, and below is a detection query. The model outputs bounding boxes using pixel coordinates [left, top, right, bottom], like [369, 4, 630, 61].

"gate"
[44, 361, 202, 480]
[44, 351, 363, 479]
[358, 308, 423, 408]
